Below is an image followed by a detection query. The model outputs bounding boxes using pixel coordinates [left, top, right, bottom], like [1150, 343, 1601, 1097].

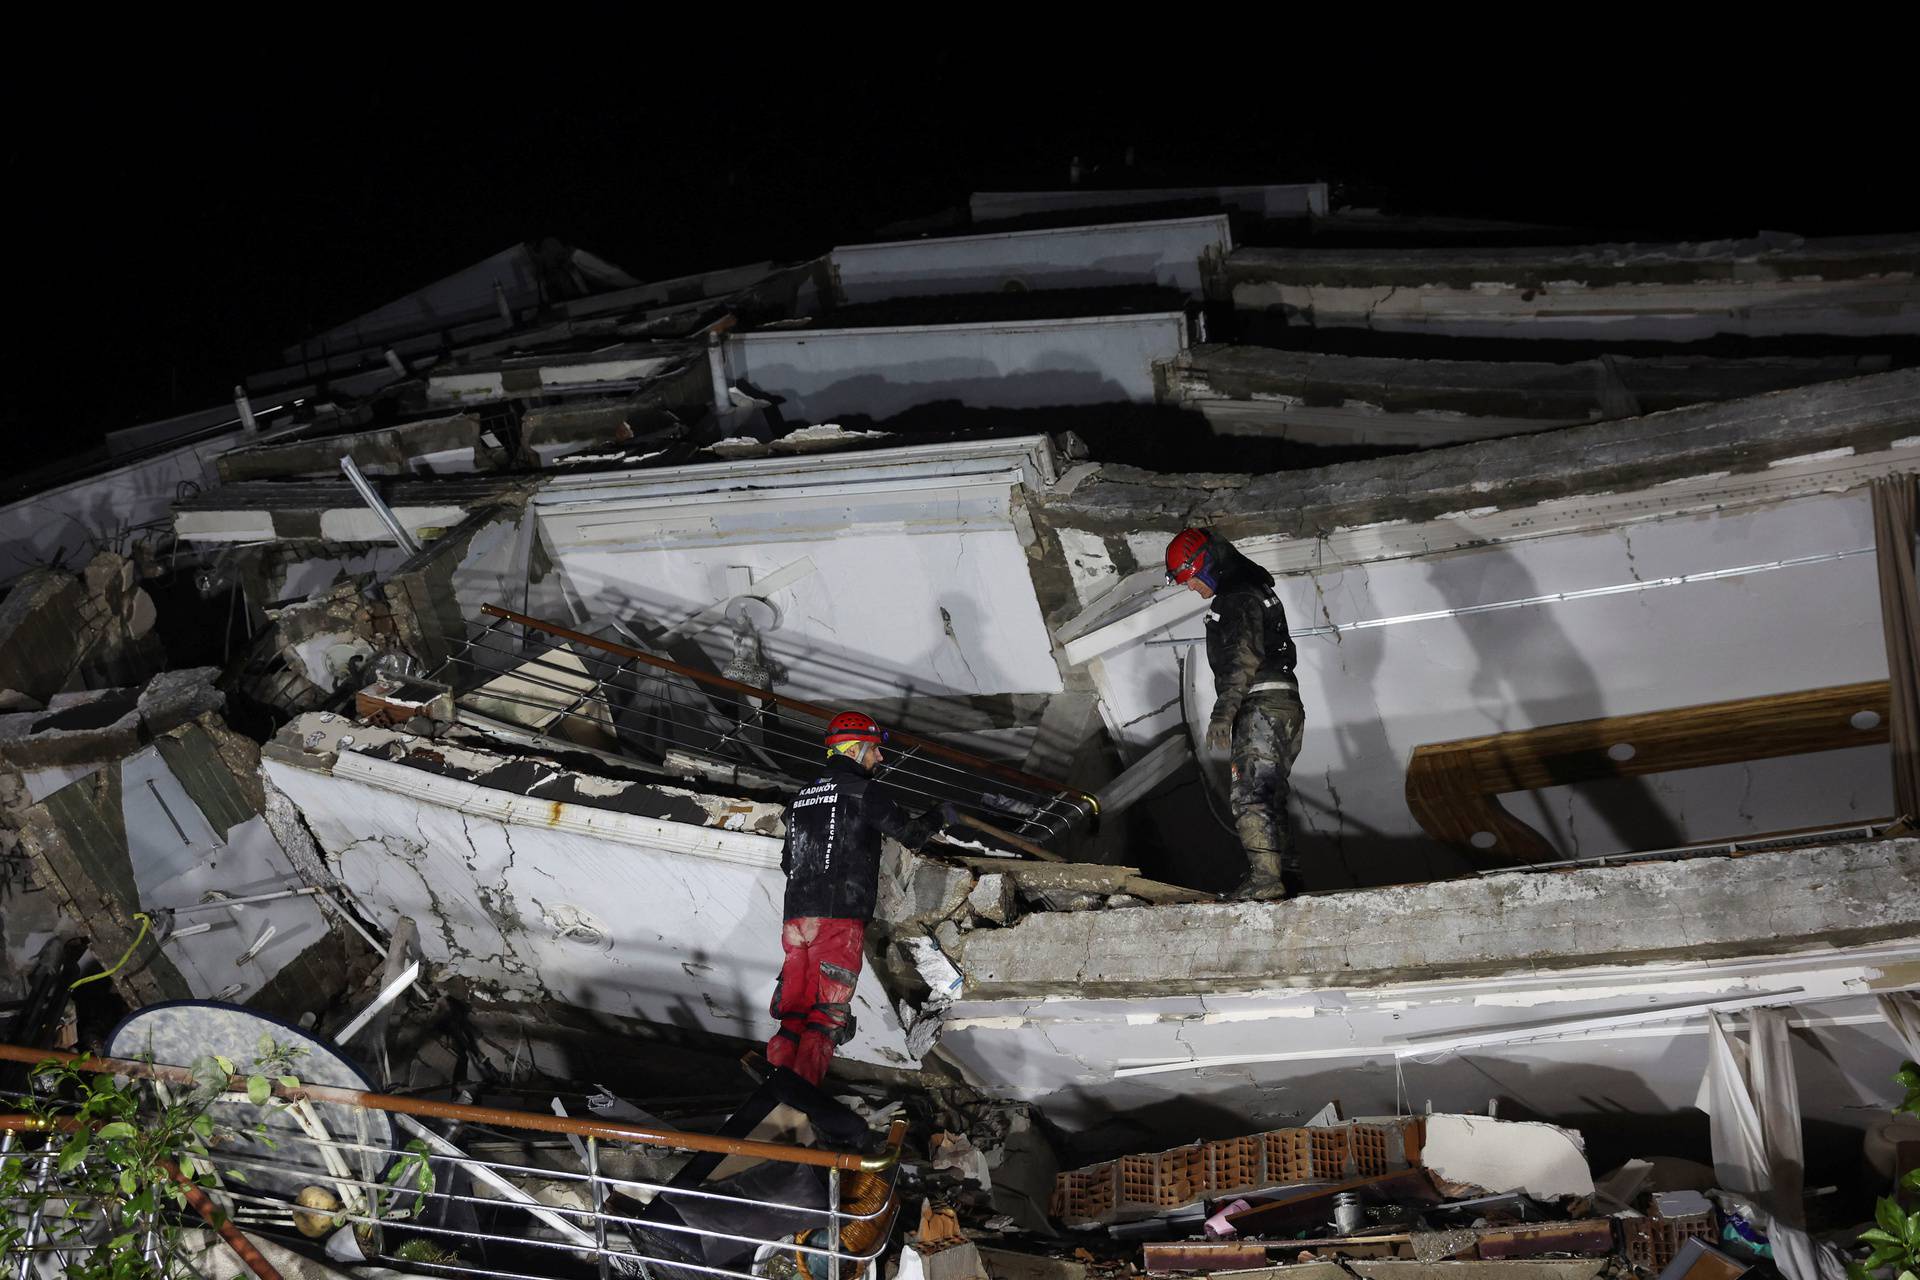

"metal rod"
[340, 456, 421, 555]
[591, 1136, 611, 1280]
[0, 1046, 891, 1172]
[452, 629, 1069, 803]
[12, 1139, 55, 1280]
[954, 812, 1064, 863]
[332, 959, 420, 1044]
[481, 604, 1095, 812]
[203, 1123, 902, 1224]
[163, 886, 324, 915]
[827, 1165, 842, 1280]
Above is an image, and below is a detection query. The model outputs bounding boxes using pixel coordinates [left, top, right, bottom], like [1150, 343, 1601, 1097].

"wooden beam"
[1406, 681, 1891, 867]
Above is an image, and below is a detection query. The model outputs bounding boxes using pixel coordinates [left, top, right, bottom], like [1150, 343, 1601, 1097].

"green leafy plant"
[0, 1056, 223, 1279]
[0, 1037, 411, 1280]
[1852, 1062, 1920, 1280]
[376, 1137, 437, 1219]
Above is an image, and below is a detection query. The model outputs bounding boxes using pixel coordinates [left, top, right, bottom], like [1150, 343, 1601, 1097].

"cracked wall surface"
[532, 445, 1065, 707]
[1076, 487, 1893, 884]
[263, 716, 922, 1069]
[936, 837, 1920, 1150]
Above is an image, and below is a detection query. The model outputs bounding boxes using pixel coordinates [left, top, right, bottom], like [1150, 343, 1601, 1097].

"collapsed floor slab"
[958, 838, 1920, 997]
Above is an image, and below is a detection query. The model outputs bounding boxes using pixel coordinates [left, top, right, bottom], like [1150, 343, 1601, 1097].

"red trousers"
[766, 916, 865, 1086]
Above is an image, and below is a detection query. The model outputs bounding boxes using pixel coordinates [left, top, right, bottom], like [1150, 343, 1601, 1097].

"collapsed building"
[2, 183, 1919, 1280]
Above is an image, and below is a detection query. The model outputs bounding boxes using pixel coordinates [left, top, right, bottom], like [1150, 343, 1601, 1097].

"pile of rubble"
[887, 1104, 1889, 1280]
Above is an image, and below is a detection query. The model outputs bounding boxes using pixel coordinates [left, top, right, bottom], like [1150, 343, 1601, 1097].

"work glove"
[1205, 718, 1233, 755]
[939, 801, 966, 829]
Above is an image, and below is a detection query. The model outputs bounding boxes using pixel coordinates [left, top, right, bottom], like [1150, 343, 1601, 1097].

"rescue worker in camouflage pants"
[1165, 528, 1306, 900]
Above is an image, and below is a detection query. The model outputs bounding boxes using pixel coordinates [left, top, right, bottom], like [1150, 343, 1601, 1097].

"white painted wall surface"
[829, 216, 1230, 303]
[935, 942, 1916, 1143]
[0, 430, 241, 584]
[720, 313, 1186, 425]
[535, 443, 1064, 703]
[1087, 491, 1893, 874]
[263, 757, 919, 1070]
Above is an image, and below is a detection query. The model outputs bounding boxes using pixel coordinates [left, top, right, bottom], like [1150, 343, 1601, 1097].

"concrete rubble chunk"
[135, 666, 226, 733]
[878, 849, 977, 924]
[967, 872, 1017, 925]
[0, 668, 224, 771]
[1421, 1114, 1594, 1200]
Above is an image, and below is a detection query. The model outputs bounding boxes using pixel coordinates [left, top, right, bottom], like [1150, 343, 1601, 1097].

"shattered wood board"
[951, 857, 1212, 904]
[1144, 1242, 1272, 1272]
[1225, 1169, 1441, 1236]
[1472, 1223, 1615, 1260]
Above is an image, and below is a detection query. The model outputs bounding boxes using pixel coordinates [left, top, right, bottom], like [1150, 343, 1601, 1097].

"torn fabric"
[1701, 1010, 1846, 1280]
[1877, 991, 1920, 1059]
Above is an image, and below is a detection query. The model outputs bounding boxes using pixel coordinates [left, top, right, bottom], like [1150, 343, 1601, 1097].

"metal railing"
[2, 1043, 905, 1280]
[419, 605, 1096, 847]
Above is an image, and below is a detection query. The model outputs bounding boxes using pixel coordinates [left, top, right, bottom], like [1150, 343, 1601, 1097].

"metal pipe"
[481, 604, 1095, 817]
[164, 886, 324, 915]
[0, 1046, 891, 1172]
[391, 1112, 597, 1249]
[339, 456, 421, 554]
[827, 1165, 842, 1280]
[954, 813, 1063, 863]
[12, 1138, 55, 1280]
[590, 1136, 611, 1280]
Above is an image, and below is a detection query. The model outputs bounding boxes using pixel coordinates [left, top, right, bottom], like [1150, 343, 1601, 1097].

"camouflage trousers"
[1230, 688, 1306, 884]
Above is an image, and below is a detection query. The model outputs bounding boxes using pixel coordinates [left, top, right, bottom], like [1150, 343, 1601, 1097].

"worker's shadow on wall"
[1293, 559, 1476, 890]
[1418, 536, 1684, 857]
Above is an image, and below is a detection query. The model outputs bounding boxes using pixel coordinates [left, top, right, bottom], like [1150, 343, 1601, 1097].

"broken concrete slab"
[1173, 346, 1897, 448]
[0, 668, 223, 770]
[878, 850, 978, 924]
[961, 838, 1920, 998]
[949, 857, 1212, 907]
[1421, 1115, 1593, 1200]
[1035, 370, 1920, 544]
[968, 872, 1018, 925]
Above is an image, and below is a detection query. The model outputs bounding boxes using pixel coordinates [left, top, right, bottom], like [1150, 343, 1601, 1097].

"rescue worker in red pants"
[767, 712, 959, 1086]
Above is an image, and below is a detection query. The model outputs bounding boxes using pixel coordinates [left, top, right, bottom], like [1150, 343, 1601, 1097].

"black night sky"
[11, 52, 1911, 470]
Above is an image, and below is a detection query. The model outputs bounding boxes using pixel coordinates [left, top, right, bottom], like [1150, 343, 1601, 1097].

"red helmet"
[1165, 528, 1215, 587]
[824, 711, 885, 748]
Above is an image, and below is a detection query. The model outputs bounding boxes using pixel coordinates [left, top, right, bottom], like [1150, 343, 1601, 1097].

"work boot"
[1229, 872, 1292, 901]
[1229, 848, 1296, 901]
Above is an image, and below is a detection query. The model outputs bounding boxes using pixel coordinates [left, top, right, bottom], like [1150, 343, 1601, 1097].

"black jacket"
[1202, 539, 1298, 732]
[780, 755, 942, 921]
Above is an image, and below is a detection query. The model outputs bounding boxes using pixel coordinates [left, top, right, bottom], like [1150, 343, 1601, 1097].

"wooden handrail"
[0, 1043, 893, 1172]
[479, 603, 1097, 816]
[1406, 680, 1893, 867]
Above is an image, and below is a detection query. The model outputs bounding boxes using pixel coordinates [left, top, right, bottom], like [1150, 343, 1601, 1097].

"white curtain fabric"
[1701, 1010, 1848, 1280]
[1876, 991, 1920, 1059]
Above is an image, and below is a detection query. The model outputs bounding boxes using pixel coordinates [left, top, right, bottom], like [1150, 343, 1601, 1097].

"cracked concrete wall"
[1083, 489, 1895, 883]
[1224, 233, 1920, 340]
[936, 839, 1920, 1151]
[262, 720, 920, 1069]
[535, 459, 1065, 706]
